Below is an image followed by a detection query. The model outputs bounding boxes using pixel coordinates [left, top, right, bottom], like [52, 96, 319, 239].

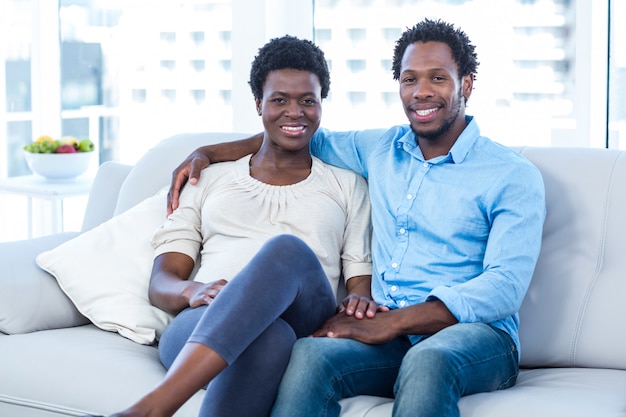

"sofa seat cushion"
[7, 327, 623, 417]
[338, 367, 626, 417]
[0, 325, 203, 417]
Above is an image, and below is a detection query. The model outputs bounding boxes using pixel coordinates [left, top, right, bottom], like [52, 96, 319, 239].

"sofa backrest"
[109, 134, 626, 371]
[114, 132, 251, 215]
[516, 146, 626, 370]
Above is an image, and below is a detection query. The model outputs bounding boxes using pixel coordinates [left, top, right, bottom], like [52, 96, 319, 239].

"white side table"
[0, 175, 93, 238]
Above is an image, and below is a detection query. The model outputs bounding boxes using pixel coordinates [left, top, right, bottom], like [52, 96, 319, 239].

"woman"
[99, 35, 375, 417]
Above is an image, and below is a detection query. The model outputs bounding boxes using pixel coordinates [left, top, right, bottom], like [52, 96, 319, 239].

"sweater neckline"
[237, 154, 319, 189]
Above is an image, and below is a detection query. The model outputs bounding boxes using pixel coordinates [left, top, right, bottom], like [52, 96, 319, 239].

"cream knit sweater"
[152, 155, 372, 298]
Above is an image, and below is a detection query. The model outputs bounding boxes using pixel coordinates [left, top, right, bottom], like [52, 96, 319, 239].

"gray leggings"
[158, 234, 337, 417]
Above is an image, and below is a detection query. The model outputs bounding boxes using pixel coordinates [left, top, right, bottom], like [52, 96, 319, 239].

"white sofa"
[1, 132, 626, 417]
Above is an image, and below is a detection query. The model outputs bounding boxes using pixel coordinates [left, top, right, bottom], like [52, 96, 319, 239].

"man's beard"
[413, 88, 463, 140]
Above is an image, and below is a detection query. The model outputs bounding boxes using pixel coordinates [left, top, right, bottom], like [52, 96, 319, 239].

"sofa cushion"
[81, 161, 132, 232]
[114, 132, 249, 215]
[0, 325, 204, 416]
[0, 232, 89, 334]
[337, 368, 626, 417]
[36, 189, 174, 345]
[517, 147, 626, 370]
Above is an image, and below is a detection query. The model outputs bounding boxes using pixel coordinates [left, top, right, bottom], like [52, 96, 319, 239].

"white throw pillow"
[36, 189, 174, 345]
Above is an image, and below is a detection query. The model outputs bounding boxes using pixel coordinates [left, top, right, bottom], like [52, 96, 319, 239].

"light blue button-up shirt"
[310, 116, 546, 350]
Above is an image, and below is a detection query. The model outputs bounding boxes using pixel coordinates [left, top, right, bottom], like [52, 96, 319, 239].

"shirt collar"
[398, 115, 480, 164]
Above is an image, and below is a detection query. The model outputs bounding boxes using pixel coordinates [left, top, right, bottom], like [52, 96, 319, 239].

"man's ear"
[255, 98, 262, 115]
[462, 74, 474, 101]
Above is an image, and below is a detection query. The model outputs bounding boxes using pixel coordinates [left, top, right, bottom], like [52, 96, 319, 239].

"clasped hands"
[186, 282, 400, 345]
[314, 293, 399, 345]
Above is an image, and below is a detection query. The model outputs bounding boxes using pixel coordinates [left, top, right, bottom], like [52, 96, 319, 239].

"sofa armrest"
[81, 161, 132, 232]
[0, 233, 90, 334]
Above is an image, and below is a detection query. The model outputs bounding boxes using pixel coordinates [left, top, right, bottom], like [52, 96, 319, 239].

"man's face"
[256, 68, 322, 153]
[398, 41, 473, 141]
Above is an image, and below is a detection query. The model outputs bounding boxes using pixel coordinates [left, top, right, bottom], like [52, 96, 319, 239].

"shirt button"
[391, 262, 398, 269]
[406, 194, 413, 200]
[399, 300, 407, 307]
[391, 285, 398, 291]
[423, 162, 429, 167]
[399, 228, 406, 234]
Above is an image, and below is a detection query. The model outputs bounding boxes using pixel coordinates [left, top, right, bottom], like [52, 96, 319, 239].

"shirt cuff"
[153, 240, 199, 263]
[343, 262, 373, 281]
[427, 285, 476, 323]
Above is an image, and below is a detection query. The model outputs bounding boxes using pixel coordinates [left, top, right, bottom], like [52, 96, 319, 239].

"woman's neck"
[249, 147, 312, 186]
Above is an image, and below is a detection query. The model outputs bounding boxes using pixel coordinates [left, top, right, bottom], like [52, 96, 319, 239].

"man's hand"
[167, 148, 212, 215]
[312, 310, 399, 344]
[166, 135, 265, 215]
[313, 300, 458, 345]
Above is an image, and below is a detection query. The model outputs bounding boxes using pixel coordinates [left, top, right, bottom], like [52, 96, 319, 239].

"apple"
[77, 138, 95, 152]
[56, 144, 77, 153]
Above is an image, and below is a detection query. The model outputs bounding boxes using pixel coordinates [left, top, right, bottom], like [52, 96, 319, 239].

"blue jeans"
[270, 322, 519, 417]
[158, 235, 337, 417]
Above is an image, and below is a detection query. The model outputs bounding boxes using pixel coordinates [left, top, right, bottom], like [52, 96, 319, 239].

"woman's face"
[256, 68, 322, 153]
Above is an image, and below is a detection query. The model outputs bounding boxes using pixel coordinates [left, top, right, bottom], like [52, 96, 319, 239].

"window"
[219, 60, 232, 72]
[313, 0, 611, 149]
[2, 0, 34, 178]
[191, 89, 206, 105]
[348, 91, 367, 107]
[348, 28, 367, 45]
[347, 59, 367, 73]
[218, 30, 231, 43]
[0, 0, 620, 180]
[0, 0, 236, 170]
[382, 28, 401, 43]
[161, 89, 176, 103]
[219, 90, 232, 106]
[191, 60, 206, 72]
[160, 60, 176, 71]
[160, 32, 176, 43]
[0, 0, 622, 242]
[315, 28, 332, 43]
[190, 31, 205, 45]
[381, 92, 399, 109]
[132, 89, 147, 104]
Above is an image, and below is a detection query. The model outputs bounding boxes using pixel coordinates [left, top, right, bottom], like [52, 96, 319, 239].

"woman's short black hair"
[249, 35, 331, 100]
[391, 19, 479, 81]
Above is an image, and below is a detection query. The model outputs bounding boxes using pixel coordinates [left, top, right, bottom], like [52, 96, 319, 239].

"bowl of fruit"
[23, 135, 95, 180]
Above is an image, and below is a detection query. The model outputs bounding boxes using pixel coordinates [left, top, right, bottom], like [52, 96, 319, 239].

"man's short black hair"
[391, 19, 479, 81]
[249, 35, 330, 100]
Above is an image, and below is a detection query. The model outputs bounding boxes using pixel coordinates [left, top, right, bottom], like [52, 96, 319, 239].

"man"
[168, 19, 546, 417]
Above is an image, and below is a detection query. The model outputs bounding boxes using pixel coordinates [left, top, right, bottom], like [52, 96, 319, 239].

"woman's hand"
[341, 275, 389, 319]
[338, 293, 387, 319]
[186, 279, 228, 308]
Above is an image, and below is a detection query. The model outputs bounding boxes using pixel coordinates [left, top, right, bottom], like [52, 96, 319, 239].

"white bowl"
[23, 150, 93, 180]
